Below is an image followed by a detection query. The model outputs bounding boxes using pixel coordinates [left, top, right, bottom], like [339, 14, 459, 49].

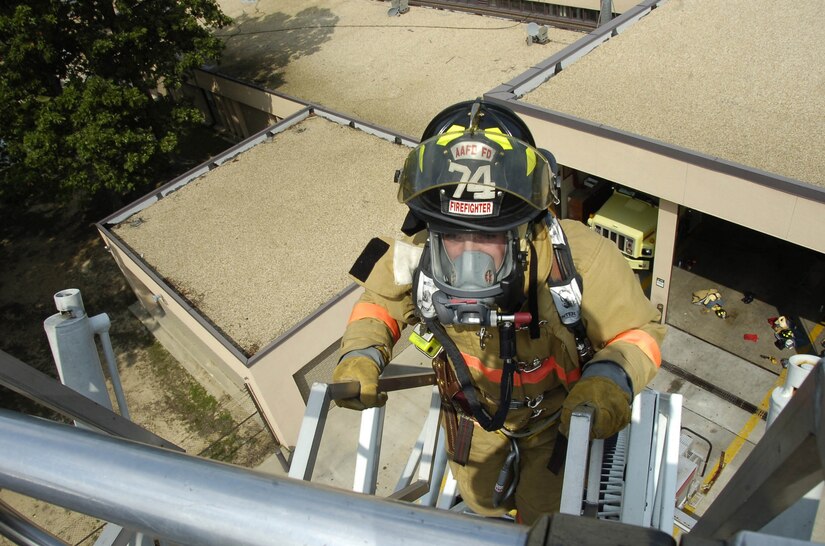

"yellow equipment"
[587, 191, 658, 270]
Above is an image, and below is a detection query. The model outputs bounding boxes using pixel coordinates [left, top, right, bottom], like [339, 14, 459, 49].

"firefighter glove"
[560, 376, 631, 440]
[332, 356, 387, 411]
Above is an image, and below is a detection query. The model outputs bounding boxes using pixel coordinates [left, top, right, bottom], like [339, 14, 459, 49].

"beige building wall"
[190, 70, 306, 139]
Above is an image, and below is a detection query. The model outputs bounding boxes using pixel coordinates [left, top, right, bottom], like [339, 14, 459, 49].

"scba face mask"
[430, 230, 515, 297]
[414, 228, 525, 326]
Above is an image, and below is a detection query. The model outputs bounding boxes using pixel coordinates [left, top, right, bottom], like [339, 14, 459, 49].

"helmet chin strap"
[468, 100, 483, 132]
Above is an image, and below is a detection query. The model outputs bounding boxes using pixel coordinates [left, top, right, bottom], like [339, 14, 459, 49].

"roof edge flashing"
[99, 108, 314, 227]
[313, 107, 418, 147]
[98, 229, 250, 365]
[98, 105, 417, 365]
[503, 0, 665, 99]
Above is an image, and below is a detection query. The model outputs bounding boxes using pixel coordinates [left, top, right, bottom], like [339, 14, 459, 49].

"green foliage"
[0, 0, 231, 205]
[145, 341, 234, 437]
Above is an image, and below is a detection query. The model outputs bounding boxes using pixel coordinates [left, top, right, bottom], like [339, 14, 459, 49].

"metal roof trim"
[97, 228, 251, 364]
[313, 106, 418, 147]
[99, 107, 314, 227]
[499, 0, 664, 99]
[97, 105, 418, 366]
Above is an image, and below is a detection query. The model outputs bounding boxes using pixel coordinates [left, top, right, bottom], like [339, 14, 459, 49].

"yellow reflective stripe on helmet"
[436, 125, 467, 146]
[526, 147, 536, 175]
[418, 144, 426, 171]
[482, 128, 513, 150]
[435, 126, 515, 150]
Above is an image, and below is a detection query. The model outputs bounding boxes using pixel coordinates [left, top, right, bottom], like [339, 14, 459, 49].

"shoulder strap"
[544, 215, 594, 365]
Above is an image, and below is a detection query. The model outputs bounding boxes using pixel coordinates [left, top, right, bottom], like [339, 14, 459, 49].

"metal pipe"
[0, 499, 69, 546]
[599, 0, 613, 26]
[44, 289, 112, 412]
[0, 410, 527, 546]
[89, 314, 130, 419]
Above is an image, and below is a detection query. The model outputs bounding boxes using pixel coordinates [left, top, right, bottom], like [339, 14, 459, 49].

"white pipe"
[767, 354, 818, 427]
[43, 289, 130, 419]
[0, 410, 527, 546]
[89, 313, 130, 420]
[44, 289, 112, 412]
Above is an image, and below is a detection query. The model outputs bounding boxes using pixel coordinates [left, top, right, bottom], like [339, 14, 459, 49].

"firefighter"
[333, 99, 665, 524]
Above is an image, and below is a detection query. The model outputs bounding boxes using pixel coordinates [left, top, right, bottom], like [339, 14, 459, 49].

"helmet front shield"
[398, 130, 555, 229]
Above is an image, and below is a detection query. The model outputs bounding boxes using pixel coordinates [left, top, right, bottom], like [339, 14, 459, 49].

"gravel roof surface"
[523, 0, 825, 188]
[112, 1, 584, 355]
[114, 116, 409, 354]
[215, 0, 584, 138]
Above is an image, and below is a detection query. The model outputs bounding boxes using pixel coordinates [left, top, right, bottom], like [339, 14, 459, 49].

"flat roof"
[521, 0, 825, 189]
[215, 0, 584, 138]
[112, 113, 410, 355]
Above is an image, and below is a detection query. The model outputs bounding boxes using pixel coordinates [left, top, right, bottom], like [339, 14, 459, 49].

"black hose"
[492, 437, 520, 508]
[423, 316, 513, 431]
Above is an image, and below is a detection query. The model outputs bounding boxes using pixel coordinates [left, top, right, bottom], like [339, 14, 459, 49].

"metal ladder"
[288, 357, 458, 507]
[559, 390, 683, 535]
[290, 350, 683, 529]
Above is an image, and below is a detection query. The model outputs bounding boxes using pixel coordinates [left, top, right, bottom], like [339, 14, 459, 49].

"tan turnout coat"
[341, 218, 665, 432]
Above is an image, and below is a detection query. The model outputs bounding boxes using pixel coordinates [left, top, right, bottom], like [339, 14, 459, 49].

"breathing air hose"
[422, 316, 515, 432]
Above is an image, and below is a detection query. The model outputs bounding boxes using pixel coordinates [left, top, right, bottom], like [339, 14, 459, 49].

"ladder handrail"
[0, 349, 181, 452]
[0, 408, 529, 546]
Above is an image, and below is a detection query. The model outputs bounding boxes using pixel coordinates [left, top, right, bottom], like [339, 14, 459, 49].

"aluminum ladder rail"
[560, 389, 683, 535]
[289, 362, 455, 505]
[0, 408, 531, 546]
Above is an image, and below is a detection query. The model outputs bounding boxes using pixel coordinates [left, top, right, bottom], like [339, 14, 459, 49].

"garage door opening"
[667, 211, 825, 371]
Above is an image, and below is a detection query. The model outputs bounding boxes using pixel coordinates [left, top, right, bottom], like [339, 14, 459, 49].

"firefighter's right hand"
[332, 357, 387, 411]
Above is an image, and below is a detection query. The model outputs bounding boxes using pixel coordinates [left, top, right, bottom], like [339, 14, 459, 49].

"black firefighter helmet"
[398, 99, 559, 314]
[398, 99, 558, 232]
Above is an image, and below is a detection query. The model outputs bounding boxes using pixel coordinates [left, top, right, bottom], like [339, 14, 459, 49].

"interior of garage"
[669, 211, 825, 368]
[561, 168, 825, 374]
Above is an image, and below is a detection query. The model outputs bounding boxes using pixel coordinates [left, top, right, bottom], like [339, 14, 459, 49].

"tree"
[0, 0, 231, 205]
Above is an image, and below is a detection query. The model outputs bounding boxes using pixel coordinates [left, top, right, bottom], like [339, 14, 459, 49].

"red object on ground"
[744, 333, 758, 342]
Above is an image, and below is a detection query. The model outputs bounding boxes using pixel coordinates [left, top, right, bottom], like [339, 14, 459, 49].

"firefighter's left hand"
[559, 376, 631, 439]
